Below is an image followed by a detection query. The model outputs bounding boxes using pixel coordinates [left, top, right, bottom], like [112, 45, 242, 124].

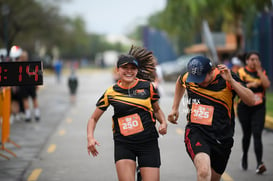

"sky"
[59, 0, 166, 35]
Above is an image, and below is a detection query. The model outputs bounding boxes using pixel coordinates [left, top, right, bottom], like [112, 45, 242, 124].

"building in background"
[142, 26, 177, 64]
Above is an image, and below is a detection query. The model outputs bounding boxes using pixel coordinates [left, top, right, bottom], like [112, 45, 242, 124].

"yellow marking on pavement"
[58, 129, 66, 136]
[66, 117, 72, 123]
[176, 128, 184, 135]
[27, 168, 42, 181]
[222, 172, 233, 181]
[47, 144, 56, 153]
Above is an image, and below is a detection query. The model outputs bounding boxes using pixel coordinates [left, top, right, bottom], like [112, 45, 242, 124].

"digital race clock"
[0, 61, 43, 86]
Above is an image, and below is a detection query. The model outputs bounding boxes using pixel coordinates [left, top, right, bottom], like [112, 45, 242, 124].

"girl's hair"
[128, 45, 156, 82]
[245, 51, 260, 60]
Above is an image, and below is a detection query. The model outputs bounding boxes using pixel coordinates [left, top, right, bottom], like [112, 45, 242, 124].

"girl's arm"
[153, 101, 167, 135]
[87, 108, 104, 157]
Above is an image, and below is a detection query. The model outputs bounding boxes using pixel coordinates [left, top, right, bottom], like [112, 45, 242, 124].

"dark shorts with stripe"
[114, 139, 161, 168]
[184, 127, 234, 174]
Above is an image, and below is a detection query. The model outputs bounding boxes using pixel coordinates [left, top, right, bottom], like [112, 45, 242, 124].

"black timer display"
[0, 61, 43, 86]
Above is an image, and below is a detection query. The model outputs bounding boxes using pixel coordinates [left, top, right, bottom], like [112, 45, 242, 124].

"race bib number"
[254, 93, 263, 105]
[190, 104, 214, 126]
[118, 113, 144, 136]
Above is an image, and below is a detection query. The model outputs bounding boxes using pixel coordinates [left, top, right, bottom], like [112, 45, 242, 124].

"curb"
[265, 115, 273, 130]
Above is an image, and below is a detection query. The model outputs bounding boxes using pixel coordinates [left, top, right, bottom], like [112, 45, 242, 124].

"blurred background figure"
[53, 59, 63, 83]
[231, 56, 244, 116]
[231, 56, 243, 73]
[9, 46, 25, 123]
[68, 69, 78, 104]
[19, 50, 41, 123]
[112, 66, 120, 83]
[154, 61, 165, 97]
[0, 48, 7, 62]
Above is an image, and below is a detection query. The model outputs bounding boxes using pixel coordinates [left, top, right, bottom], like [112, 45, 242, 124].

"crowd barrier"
[0, 87, 20, 160]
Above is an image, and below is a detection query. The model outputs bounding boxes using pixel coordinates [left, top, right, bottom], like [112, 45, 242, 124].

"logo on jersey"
[195, 142, 202, 147]
[133, 89, 146, 96]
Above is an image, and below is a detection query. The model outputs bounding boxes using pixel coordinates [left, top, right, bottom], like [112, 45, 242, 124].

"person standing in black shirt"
[68, 69, 78, 104]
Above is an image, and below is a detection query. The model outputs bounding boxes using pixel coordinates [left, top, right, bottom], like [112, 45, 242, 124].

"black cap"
[186, 56, 212, 83]
[117, 55, 139, 68]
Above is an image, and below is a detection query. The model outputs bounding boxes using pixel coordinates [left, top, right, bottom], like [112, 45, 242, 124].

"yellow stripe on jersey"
[105, 86, 153, 112]
[189, 85, 233, 118]
[110, 96, 153, 111]
[238, 67, 262, 84]
[181, 70, 233, 118]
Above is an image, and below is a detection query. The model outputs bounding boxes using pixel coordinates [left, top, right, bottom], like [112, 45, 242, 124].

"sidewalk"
[0, 74, 70, 181]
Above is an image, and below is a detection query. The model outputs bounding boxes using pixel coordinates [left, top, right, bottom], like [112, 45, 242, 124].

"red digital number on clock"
[19, 65, 23, 82]
[26, 65, 39, 81]
[0, 66, 8, 82]
[18, 65, 39, 82]
[0, 61, 43, 86]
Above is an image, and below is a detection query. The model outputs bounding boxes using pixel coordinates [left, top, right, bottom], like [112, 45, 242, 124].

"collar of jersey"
[117, 78, 139, 89]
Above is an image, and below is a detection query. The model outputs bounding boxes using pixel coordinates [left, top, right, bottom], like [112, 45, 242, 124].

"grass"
[266, 91, 273, 117]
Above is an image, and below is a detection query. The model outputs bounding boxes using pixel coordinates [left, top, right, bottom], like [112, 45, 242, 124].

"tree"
[147, 0, 272, 55]
[0, 0, 69, 56]
[0, 0, 130, 61]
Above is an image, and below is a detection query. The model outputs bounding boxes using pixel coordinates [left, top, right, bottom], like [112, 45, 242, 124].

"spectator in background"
[54, 59, 63, 83]
[0, 55, 5, 62]
[68, 69, 78, 104]
[9, 46, 25, 122]
[231, 56, 244, 116]
[19, 51, 41, 122]
[154, 61, 165, 97]
[231, 57, 243, 74]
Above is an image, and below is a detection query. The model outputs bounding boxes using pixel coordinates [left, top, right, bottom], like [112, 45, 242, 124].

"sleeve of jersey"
[178, 72, 188, 87]
[96, 90, 110, 111]
[150, 83, 160, 103]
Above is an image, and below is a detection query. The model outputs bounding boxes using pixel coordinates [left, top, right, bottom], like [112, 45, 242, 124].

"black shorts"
[184, 127, 233, 174]
[114, 139, 161, 168]
[20, 86, 37, 99]
[11, 87, 22, 101]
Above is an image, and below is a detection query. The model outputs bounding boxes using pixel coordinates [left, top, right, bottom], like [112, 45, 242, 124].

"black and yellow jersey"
[180, 69, 245, 141]
[237, 66, 267, 106]
[96, 78, 159, 143]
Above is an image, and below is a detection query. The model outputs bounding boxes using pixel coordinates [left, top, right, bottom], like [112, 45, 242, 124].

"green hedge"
[266, 91, 273, 117]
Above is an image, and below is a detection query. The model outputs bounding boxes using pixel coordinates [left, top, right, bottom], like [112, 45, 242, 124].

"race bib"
[118, 113, 144, 136]
[254, 93, 263, 105]
[190, 104, 214, 126]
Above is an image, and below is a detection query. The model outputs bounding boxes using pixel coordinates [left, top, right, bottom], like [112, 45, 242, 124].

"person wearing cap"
[230, 56, 244, 117]
[237, 51, 271, 174]
[87, 54, 167, 181]
[168, 56, 255, 181]
[19, 51, 41, 122]
[231, 57, 243, 73]
[10, 46, 25, 122]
